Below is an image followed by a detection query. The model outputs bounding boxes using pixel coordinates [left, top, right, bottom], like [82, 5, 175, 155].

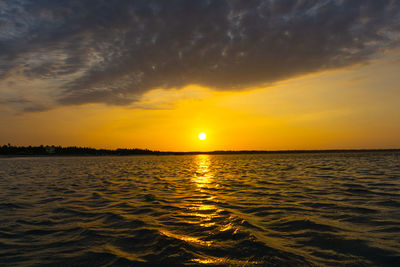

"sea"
[0, 152, 399, 266]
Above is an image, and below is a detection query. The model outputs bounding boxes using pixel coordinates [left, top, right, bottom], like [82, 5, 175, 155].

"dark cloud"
[0, 0, 399, 110]
[22, 105, 51, 113]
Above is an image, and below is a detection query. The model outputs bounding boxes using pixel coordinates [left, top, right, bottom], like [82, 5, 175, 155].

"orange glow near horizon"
[1, 50, 400, 151]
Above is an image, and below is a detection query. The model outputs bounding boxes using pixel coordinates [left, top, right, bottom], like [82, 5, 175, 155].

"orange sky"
[1, 48, 400, 151]
[2, 1, 400, 151]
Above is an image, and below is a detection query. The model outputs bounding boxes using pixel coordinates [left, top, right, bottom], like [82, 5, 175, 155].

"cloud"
[0, 0, 399, 111]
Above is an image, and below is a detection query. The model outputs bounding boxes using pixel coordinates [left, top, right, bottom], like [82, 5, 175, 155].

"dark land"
[1, 144, 399, 157]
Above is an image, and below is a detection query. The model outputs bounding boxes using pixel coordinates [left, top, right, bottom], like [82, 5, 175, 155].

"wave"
[0, 153, 399, 265]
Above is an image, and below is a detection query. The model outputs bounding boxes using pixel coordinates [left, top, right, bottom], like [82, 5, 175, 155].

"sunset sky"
[1, 0, 400, 151]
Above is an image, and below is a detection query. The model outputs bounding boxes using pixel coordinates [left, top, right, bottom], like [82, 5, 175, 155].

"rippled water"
[1, 153, 400, 266]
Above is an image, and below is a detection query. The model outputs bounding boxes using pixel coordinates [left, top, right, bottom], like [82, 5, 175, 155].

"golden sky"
[1, 48, 399, 151]
[1, 1, 400, 151]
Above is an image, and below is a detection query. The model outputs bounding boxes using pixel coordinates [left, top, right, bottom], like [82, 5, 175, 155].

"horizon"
[2, 143, 400, 154]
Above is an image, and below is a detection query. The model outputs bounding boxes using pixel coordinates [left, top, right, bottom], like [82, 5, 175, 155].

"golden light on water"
[198, 132, 207, 141]
[188, 155, 255, 265]
[193, 154, 212, 187]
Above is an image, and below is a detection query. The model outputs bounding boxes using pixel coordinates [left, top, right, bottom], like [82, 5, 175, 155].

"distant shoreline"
[1, 145, 399, 157]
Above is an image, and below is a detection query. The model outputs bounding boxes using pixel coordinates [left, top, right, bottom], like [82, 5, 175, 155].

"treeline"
[0, 144, 159, 156]
[1, 144, 399, 156]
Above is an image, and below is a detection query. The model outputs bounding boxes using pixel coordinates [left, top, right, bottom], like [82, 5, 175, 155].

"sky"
[1, 0, 400, 151]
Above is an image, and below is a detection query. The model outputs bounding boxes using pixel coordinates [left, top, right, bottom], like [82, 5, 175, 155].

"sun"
[198, 132, 207, 140]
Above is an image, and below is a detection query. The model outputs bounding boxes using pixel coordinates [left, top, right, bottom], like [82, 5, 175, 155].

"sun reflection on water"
[191, 155, 216, 216]
[161, 155, 239, 264]
[193, 154, 213, 188]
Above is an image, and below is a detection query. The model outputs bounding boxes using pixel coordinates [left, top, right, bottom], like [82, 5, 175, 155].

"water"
[0, 153, 399, 266]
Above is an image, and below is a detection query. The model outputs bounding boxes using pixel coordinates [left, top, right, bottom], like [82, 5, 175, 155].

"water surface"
[1, 153, 400, 266]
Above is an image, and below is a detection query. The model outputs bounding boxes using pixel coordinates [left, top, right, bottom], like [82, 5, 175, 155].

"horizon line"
[1, 144, 400, 155]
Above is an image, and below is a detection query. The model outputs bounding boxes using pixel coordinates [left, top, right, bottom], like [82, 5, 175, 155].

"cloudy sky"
[1, 0, 400, 150]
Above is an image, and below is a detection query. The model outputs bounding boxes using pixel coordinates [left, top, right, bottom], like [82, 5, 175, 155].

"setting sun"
[198, 132, 207, 141]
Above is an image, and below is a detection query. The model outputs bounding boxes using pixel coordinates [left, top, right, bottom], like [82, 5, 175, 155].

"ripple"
[0, 153, 399, 265]
[269, 219, 340, 233]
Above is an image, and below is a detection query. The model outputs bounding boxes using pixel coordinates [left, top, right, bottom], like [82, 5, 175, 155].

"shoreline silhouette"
[1, 144, 399, 157]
